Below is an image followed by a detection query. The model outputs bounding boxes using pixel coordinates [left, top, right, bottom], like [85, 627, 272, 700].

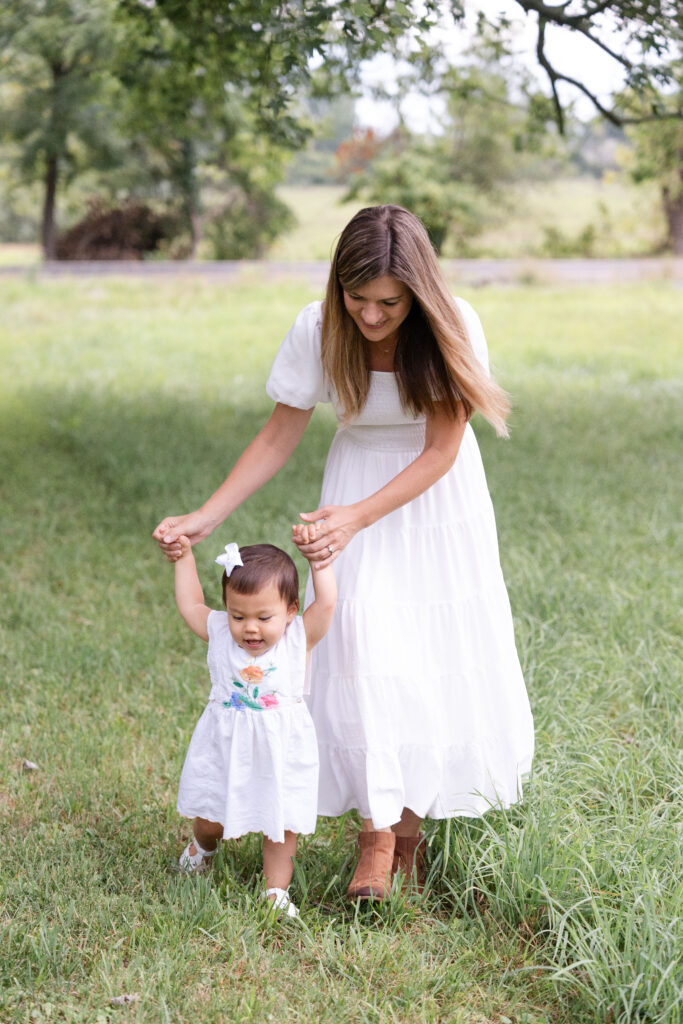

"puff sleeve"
[266, 301, 330, 409]
[455, 297, 490, 376]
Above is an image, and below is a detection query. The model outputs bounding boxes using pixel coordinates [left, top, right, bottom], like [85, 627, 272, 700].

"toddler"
[171, 526, 336, 917]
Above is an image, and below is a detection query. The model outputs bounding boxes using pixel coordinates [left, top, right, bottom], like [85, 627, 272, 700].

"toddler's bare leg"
[262, 830, 297, 891]
[192, 816, 224, 854]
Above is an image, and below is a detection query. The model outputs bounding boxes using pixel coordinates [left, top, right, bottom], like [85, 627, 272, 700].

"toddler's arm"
[293, 523, 337, 653]
[174, 536, 211, 641]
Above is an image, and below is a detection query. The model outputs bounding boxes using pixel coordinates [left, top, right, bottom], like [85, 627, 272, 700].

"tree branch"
[514, 0, 614, 28]
[514, 0, 634, 69]
[523, 0, 682, 129]
[535, 17, 565, 132]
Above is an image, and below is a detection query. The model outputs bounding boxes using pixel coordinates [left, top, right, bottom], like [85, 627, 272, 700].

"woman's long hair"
[321, 204, 510, 437]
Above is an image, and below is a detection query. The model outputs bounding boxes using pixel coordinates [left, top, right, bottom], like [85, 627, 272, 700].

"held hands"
[292, 505, 362, 569]
[152, 511, 214, 562]
[174, 535, 193, 560]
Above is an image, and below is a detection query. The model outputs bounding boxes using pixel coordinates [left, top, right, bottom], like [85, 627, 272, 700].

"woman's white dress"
[266, 299, 534, 830]
[177, 612, 318, 842]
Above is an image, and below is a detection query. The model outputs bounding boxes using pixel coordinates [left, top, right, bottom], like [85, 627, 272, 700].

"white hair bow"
[215, 543, 243, 576]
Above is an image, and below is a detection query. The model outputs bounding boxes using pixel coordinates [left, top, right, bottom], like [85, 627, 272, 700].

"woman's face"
[342, 275, 412, 349]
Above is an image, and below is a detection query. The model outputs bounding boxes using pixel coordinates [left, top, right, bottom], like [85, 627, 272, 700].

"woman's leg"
[392, 808, 422, 837]
[392, 809, 425, 891]
[262, 830, 298, 892]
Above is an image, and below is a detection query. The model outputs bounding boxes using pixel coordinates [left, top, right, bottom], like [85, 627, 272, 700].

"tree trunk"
[179, 137, 202, 259]
[662, 151, 683, 255]
[42, 155, 58, 260]
[662, 185, 683, 255]
[189, 210, 202, 260]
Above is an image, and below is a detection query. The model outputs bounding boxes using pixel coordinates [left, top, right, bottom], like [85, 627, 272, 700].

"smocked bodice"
[335, 372, 426, 452]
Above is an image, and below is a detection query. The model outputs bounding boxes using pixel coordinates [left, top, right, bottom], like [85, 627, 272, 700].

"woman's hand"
[293, 505, 363, 569]
[152, 510, 215, 561]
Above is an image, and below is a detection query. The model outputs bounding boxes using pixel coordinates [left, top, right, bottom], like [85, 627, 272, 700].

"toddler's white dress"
[267, 299, 534, 830]
[177, 612, 318, 843]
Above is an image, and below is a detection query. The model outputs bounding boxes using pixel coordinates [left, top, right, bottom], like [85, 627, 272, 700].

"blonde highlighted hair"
[322, 205, 510, 437]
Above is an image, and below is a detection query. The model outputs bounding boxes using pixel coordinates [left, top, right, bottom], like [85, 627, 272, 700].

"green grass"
[1, 276, 681, 1023]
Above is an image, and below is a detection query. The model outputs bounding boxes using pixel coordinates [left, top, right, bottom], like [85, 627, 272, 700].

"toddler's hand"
[292, 521, 321, 557]
[168, 534, 192, 562]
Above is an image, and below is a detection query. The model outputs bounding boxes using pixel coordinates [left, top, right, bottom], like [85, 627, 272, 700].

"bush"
[540, 223, 597, 257]
[201, 187, 295, 260]
[55, 199, 178, 260]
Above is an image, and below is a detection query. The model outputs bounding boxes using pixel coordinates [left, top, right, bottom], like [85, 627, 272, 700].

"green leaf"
[239, 695, 263, 711]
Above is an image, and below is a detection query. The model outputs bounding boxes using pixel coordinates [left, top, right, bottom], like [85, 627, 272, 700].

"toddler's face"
[224, 581, 297, 657]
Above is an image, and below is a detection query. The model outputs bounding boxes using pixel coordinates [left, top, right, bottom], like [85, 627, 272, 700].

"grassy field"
[0, 243, 41, 267]
[272, 179, 665, 260]
[1, 274, 681, 1023]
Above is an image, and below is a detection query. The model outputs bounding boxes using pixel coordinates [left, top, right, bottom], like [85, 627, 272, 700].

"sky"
[355, 0, 629, 132]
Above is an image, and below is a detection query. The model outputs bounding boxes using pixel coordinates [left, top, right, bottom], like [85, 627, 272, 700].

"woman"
[154, 205, 534, 899]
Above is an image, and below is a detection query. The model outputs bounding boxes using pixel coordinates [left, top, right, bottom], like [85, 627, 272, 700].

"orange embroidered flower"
[240, 665, 264, 684]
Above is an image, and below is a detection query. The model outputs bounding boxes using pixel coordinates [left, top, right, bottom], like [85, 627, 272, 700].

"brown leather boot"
[347, 830, 396, 899]
[392, 833, 425, 893]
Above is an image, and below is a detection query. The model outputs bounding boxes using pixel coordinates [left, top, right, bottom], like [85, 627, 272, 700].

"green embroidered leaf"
[233, 679, 244, 688]
[239, 695, 263, 711]
[253, 687, 259, 698]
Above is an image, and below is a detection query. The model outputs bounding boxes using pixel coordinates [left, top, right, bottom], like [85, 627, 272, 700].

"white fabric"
[266, 299, 534, 830]
[266, 302, 331, 409]
[177, 613, 318, 843]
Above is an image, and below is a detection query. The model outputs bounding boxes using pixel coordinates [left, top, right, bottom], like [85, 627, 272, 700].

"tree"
[1, 0, 460, 257]
[0, 0, 125, 258]
[114, 0, 457, 254]
[626, 90, 683, 252]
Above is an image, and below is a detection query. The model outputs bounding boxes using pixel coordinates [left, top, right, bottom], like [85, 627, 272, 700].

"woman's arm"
[153, 403, 314, 558]
[294, 402, 468, 569]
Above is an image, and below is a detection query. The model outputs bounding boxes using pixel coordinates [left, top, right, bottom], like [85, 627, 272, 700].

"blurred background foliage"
[0, 0, 681, 260]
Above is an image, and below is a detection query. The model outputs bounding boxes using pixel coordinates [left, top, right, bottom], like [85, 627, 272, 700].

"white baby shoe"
[178, 838, 216, 874]
[263, 887, 299, 918]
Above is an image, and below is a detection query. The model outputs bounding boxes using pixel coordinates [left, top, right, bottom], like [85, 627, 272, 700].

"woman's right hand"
[152, 510, 215, 561]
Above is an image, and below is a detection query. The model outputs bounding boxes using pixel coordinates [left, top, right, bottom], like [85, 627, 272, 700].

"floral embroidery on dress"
[223, 663, 278, 711]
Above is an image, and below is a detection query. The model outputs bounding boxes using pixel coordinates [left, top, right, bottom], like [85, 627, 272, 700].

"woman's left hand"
[294, 505, 362, 568]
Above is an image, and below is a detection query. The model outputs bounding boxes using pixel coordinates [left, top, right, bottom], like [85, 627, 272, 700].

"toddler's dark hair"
[221, 544, 299, 609]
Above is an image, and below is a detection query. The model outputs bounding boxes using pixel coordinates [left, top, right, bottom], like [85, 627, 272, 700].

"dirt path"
[1, 257, 682, 285]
